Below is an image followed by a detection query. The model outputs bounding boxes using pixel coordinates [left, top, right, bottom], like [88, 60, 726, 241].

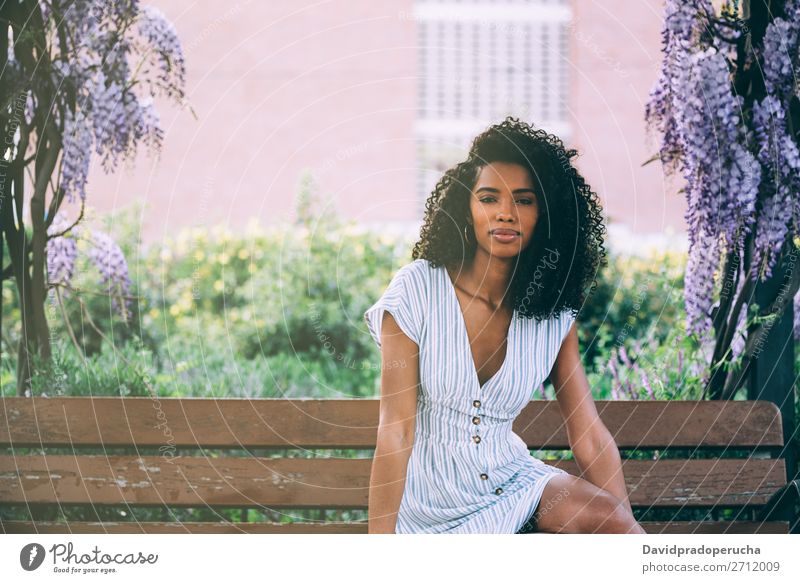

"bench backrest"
[0, 397, 788, 533]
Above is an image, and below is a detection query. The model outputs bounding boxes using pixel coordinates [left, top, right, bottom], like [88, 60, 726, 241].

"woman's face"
[467, 161, 539, 259]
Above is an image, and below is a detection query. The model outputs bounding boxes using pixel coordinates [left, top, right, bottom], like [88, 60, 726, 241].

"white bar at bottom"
[1, 533, 798, 583]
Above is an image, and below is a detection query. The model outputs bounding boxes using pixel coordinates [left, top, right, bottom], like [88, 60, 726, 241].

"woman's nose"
[496, 197, 515, 219]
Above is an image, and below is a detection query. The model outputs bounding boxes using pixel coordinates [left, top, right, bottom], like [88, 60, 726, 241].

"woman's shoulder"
[395, 257, 438, 280]
[393, 258, 436, 292]
[400, 257, 435, 271]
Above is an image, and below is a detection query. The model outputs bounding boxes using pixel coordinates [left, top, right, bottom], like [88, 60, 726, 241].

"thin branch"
[54, 285, 86, 362]
[46, 194, 85, 238]
[719, 268, 757, 365]
[48, 281, 141, 302]
[714, 246, 741, 342]
[720, 255, 800, 399]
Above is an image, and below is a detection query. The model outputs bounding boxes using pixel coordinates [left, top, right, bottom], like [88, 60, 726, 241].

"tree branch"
[46, 192, 85, 238]
[54, 285, 86, 363]
[48, 281, 141, 302]
[720, 250, 800, 399]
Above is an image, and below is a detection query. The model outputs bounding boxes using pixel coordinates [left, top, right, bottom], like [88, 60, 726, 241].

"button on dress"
[364, 258, 574, 534]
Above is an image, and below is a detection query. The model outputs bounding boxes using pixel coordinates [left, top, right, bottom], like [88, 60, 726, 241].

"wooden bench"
[0, 397, 797, 533]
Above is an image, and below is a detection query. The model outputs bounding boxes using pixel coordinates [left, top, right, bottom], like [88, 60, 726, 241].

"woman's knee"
[590, 495, 641, 533]
[565, 488, 627, 533]
[535, 475, 641, 534]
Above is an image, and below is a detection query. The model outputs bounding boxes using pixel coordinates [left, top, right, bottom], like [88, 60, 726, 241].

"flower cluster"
[60, 110, 93, 203]
[608, 345, 656, 400]
[45, 220, 133, 322]
[664, 0, 712, 42]
[679, 48, 761, 336]
[750, 7, 800, 280]
[40, 0, 185, 201]
[135, 5, 187, 98]
[604, 333, 710, 401]
[46, 219, 78, 290]
[761, 7, 800, 100]
[87, 230, 134, 321]
[646, 0, 800, 337]
[89, 72, 164, 172]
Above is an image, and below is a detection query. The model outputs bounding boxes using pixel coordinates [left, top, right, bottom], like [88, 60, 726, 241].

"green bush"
[577, 249, 686, 372]
[133, 210, 409, 396]
[0, 194, 788, 409]
[0, 220, 707, 400]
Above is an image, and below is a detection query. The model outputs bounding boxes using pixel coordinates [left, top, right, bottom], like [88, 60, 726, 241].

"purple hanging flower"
[60, 109, 93, 203]
[88, 230, 133, 321]
[642, 3, 800, 339]
[678, 49, 759, 246]
[135, 5, 187, 98]
[683, 229, 720, 336]
[664, 0, 712, 43]
[45, 219, 136, 321]
[649, 44, 761, 336]
[46, 219, 78, 290]
[751, 96, 800, 279]
[45, 0, 186, 201]
[761, 13, 800, 100]
[89, 72, 165, 172]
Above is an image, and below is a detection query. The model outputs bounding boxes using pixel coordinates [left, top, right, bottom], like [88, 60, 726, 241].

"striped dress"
[364, 258, 574, 534]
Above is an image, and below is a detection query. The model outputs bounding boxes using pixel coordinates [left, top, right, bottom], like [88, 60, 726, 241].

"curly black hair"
[411, 116, 607, 321]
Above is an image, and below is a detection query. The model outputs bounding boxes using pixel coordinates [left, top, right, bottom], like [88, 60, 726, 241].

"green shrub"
[577, 249, 686, 374]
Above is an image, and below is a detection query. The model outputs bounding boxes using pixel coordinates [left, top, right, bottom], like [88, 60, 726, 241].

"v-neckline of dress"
[442, 266, 515, 390]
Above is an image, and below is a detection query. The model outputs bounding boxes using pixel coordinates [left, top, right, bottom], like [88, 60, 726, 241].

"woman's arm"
[549, 323, 633, 514]
[368, 312, 420, 534]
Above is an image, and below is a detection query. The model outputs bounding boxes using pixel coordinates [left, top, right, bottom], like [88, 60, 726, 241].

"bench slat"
[515, 400, 784, 448]
[0, 455, 785, 508]
[0, 398, 784, 449]
[0, 520, 789, 534]
[641, 521, 789, 534]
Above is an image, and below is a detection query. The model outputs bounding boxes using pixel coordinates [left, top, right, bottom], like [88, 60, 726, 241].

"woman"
[364, 117, 646, 534]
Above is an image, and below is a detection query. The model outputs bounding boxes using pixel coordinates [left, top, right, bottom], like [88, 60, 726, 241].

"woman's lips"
[491, 229, 520, 243]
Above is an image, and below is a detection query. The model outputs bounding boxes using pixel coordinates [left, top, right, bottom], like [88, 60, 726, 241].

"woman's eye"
[479, 196, 534, 204]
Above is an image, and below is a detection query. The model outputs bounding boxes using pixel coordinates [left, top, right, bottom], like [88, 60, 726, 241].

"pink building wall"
[571, 0, 685, 236]
[82, 0, 683, 246]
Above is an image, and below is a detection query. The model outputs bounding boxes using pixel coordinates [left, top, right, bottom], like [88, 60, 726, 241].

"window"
[414, 0, 572, 212]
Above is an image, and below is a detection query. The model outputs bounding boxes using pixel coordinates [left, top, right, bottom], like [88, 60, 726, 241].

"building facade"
[84, 0, 684, 249]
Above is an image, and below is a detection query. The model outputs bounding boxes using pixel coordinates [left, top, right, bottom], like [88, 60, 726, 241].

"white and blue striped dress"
[364, 258, 574, 534]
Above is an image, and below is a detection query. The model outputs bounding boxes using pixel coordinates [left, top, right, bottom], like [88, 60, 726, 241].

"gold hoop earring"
[463, 224, 472, 243]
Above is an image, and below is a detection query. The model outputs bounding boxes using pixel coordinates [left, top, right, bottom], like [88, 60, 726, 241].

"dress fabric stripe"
[364, 259, 574, 534]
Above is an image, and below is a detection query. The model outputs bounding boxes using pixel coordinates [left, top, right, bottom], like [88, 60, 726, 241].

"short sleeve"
[558, 309, 576, 346]
[364, 262, 426, 348]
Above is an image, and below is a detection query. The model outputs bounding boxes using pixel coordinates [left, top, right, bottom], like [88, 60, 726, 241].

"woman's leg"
[531, 473, 646, 534]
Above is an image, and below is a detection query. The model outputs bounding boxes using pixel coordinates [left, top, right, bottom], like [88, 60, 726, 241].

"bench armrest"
[757, 479, 800, 533]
